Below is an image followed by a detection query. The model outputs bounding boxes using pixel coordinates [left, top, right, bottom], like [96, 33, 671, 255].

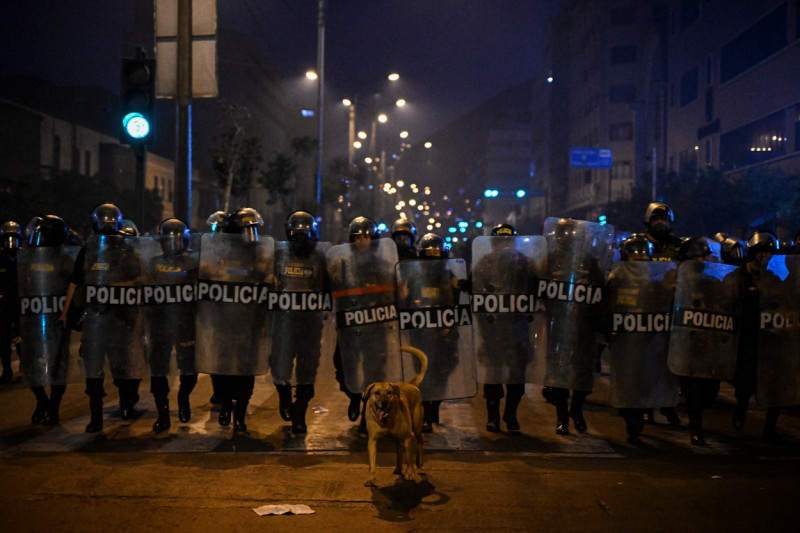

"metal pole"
[175, 0, 192, 226]
[315, 0, 326, 207]
[347, 102, 355, 176]
[652, 145, 657, 199]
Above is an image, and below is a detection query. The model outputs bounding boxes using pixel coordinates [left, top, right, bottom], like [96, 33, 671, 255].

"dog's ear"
[391, 384, 400, 397]
[364, 383, 375, 400]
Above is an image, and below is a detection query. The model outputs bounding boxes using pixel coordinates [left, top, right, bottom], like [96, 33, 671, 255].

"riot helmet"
[348, 216, 379, 243]
[619, 233, 653, 261]
[721, 236, 746, 266]
[491, 223, 516, 237]
[552, 218, 581, 245]
[91, 203, 123, 235]
[678, 235, 714, 261]
[644, 201, 674, 236]
[66, 228, 84, 247]
[159, 218, 190, 255]
[417, 233, 449, 259]
[746, 231, 778, 261]
[206, 210, 228, 233]
[285, 211, 318, 242]
[0, 221, 22, 250]
[712, 231, 730, 244]
[225, 207, 264, 243]
[120, 219, 140, 236]
[25, 215, 68, 247]
[391, 217, 416, 256]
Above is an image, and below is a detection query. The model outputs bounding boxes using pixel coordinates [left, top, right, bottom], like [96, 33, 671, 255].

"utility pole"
[315, 0, 326, 207]
[176, 0, 192, 227]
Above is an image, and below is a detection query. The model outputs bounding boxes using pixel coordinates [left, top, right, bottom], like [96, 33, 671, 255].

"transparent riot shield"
[397, 258, 476, 400]
[268, 241, 335, 385]
[540, 218, 614, 391]
[471, 235, 547, 384]
[141, 235, 199, 377]
[81, 234, 148, 379]
[326, 238, 401, 393]
[667, 260, 742, 381]
[195, 232, 274, 376]
[755, 254, 800, 408]
[16, 246, 79, 386]
[607, 261, 679, 408]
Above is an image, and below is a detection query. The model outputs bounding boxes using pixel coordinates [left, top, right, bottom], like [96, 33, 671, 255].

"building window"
[680, 65, 699, 107]
[704, 87, 714, 122]
[720, 3, 788, 83]
[705, 139, 713, 166]
[610, 83, 637, 103]
[72, 146, 80, 173]
[719, 109, 788, 170]
[679, 148, 698, 173]
[168, 179, 174, 203]
[610, 7, 636, 26]
[612, 161, 632, 180]
[85, 151, 91, 176]
[610, 46, 637, 65]
[609, 122, 634, 141]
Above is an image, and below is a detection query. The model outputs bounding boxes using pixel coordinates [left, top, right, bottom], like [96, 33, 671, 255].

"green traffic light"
[122, 112, 151, 139]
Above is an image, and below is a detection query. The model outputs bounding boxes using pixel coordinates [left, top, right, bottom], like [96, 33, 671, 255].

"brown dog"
[363, 345, 428, 486]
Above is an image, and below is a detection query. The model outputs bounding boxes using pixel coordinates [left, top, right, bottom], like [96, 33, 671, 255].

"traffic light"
[120, 53, 155, 144]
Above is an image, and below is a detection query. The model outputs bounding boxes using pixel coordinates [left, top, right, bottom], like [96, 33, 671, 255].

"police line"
[82, 281, 330, 311]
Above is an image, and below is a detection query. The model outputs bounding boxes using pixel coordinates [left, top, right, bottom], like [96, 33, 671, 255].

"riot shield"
[667, 260, 742, 381]
[540, 218, 614, 391]
[268, 240, 335, 385]
[141, 235, 199, 377]
[471, 235, 547, 384]
[81, 234, 148, 379]
[195, 232, 274, 376]
[754, 254, 800, 408]
[397, 258, 476, 400]
[326, 238, 401, 393]
[607, 261, 679, 408]
[16, 246, 79, 386]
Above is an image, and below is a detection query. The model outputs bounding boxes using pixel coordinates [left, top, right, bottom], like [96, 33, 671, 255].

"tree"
[210, 103, 264, 212]
[259, 136, 317, 211]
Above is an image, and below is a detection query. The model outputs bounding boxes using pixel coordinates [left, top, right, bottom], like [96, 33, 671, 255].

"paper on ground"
[253, 504, 315, 516]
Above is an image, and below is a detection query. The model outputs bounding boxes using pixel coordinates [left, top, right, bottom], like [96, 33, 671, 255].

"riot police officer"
[205, 210, 228, 406]
[643, 202, 682, 261]
[391, 217, 417, 261]
[733, 231, 781, 440]
[146, 218, 199, 433]
[674, 235, 725, 445]
[208, 207, 272, 433]
[19, 215, 74, 424]
[270, 211, 330, 434]
[474, 223, 529, 432]
[59, 203, 145, 433]
[0, 221, 22, 383]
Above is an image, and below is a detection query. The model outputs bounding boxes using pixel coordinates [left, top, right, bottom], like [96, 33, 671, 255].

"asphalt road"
[1, 344, 799, 532]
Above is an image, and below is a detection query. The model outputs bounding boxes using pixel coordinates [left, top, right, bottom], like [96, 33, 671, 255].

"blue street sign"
[570, 147, 613, 169]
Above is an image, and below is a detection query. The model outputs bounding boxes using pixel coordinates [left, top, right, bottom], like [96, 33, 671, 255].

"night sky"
[2, 1, 559, 139]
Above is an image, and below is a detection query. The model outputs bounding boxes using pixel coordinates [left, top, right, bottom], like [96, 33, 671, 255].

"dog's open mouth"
[374, 405, 390, 422]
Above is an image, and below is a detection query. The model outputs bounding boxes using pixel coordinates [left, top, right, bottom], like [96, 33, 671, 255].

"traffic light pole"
[135, 143, 147, 229]
[175, 0, 192, 227]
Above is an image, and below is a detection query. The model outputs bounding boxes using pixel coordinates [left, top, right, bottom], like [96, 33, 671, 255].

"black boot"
[503, 395, 522, 431]
[177, 374, 197, 423]
[276, 384, 293, 421]
[291, 401, 308, 434]
[486, 399, 501, 432]
[347, 390, 362, 422]
[570, 391, 588, 432]
[422, 401, 435, 433]
[218, 397, 232, 427]
[733, 396, 749, 430]
[45, 385, 66, 426]
[234, 400, 249, 433]
[0, 350, 11, 383]
[642, 408, 655, 424]
[660, 406, 681, 426]
[31, 386, 49, 424]
[622, 409, 642, 445]
[117, 379, 139, 420]
[431, 400, 441, 425]
[556, 399, 570, 436]
[152, 396, 171, 433]
[86, 397, 104, 433]
[688, 410, 705, 446]
[763, 407, 781, 443]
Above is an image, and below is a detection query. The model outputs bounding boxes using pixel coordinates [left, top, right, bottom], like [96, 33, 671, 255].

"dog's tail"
[400, 345, 428, 387]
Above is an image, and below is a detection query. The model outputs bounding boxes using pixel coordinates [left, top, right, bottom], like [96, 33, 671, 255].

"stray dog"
[363, 346, 428, 486]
